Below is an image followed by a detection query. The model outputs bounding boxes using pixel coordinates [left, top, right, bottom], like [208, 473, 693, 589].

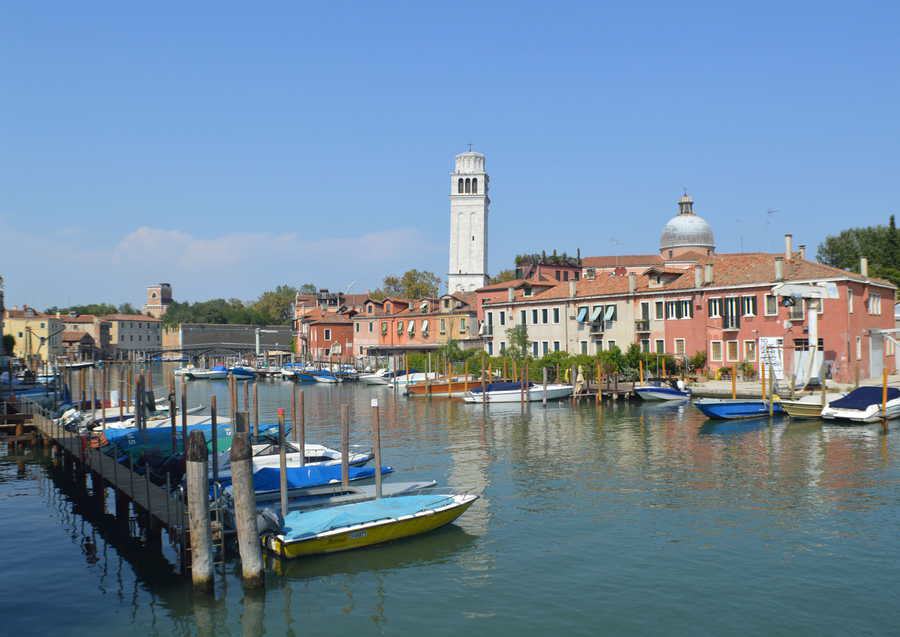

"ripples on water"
[2, 375, 899, 636]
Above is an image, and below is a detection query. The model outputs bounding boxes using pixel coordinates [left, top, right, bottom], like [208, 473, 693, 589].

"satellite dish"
[782, 297, 796, 307]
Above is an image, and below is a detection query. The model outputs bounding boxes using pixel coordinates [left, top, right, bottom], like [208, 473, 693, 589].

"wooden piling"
[639, 359, 644, 384]
[253, 382, 259, 439]
[297, 390, 305, 465]
[229, 432, 264, 588]
[186, 431, 213, 591]
[181, 380, 188, 449]
[277, 408, 288, 519]
[761, 360, 767, 399]
[372, 399, 383, 499]
[731, 365, 737, 399]
[542, 366, 548, 407]
[882, 368, 889, 434]
[290, 386, 297, 445]
[211, 396, 219, 483]
[340, 404, 350, 488]
[169, 383, 177, 454]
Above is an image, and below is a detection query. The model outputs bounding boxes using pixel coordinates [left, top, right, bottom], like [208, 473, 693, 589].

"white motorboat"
[95, 406, 208, 430]
[634, 381, 690, 401]
[185, 365, 229, 380]
[390, 372, 438, 389]
[463, 381, 574, 403]
[820, 386, 900, 423]
[358, 368, 389, 384]
[216, 441, 373, 475]
[173, 366, 195, 377]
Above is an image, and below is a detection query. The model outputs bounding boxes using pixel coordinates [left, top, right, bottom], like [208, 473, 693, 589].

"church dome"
[660, 194, 715, 254]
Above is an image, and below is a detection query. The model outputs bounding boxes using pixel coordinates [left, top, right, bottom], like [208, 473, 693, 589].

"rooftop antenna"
[610, 237, 623, 267]
[467, 143, 473, 152]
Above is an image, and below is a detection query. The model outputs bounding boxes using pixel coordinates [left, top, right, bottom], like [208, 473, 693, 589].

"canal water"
[2, 374, 899, 636]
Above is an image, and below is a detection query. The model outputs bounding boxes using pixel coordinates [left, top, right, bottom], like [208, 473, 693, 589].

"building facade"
[143, 283, 173, 319]
[102, 314, 162, 360]
[3, 306, 64, 362]
[298, 309, 354, 363]
[448, 150, 489, 293]
[60, 314, 112, 358]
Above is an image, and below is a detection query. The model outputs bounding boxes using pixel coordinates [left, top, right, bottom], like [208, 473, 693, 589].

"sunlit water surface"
[2, 372, 899, 636]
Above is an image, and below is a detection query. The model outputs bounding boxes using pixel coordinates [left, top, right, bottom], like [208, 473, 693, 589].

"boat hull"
[778, 400, 825, 419]
[463, 384, 573, 403]
[407, 380, 477, 398]
[635, 386, 690, 401]
[694, 399, 784, 420]
[264, 495, 476, 558]
[821, 399, 900, 423]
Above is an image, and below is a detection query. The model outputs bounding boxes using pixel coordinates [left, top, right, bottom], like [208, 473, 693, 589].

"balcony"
[634, 319, 650, 332]
[590, 320, 614, 334]
[722, 317, 741, 331]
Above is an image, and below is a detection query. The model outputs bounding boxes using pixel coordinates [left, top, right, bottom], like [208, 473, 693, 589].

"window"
[577, 306, 589, 323]
[397, 321, 404, 335]
[542, 308, 549, 324]
[655, 301, 664, 320]
[726, 340, 739, 362]
[440, 319, 446, 335]
[499, 311, 506, 326]
[369, 321, 374, 333]
[868, 293, 882, 315]
[641, 339, 650, 353]
[523, 286, 533, 297]
[856, 336, 862, 360]
[640, 302, 650, 321]
[458, 178, 463, 193]
[487, 342, 493, 355]
[465, 178, 471, 193]
[555, 271, 561, 281]
[744, 340, 757, 361]
[708, 298, 722, 318]
[520, 310, 527, 325]
[789, 299, 804, 321]
[666, 299, 693, 319]
[711, 341, 723, 362]
[532, 309, 538, 324]
[793, 338, 823, 352]
[472, 177, 478, 194]
[655, 339, 664, 354]
[666, 300, 677, 319]
[500, 341, 507, 353]
[542, 341, 549, 355]
[39, 322, 45, 329]
[459, 318, 467, 332]
[674, 338, 686, 355]
[723, 297, 741, 329]
[324, 329, 332, 341]
[563, 271, 569, 281]
[553, 341, 560, 352]
[741, 295, 757, 317]
[381, 322, 388, 335]
[580, 341, 588, 354]
[848, 288, 854, 313]
[553, 307, 560, 323]
[764, 295, 778, 316]
[532, 342, 539, 356]
[607, 340, 616, 351]
[355, 323, 360, 333]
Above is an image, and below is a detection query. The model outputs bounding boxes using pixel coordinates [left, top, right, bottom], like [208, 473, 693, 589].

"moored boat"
[634, 381, 690, 401]
[216, 441, 373, 474]
[820, 386, 900, 424]
[185, 365, 229, 380]
[693, 398, 784, 419]
[406, 376, 479, 397]
[229, 365, 256, 380]
[463, 381, 574, 403]
[261, 493, 478, 558]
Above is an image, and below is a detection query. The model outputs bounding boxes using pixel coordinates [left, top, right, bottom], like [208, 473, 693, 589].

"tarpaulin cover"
[470, 381, 534, 394]
[281, 494, 458, 540]
[231, 464, 393, 493]
[828, 386, 900, 410]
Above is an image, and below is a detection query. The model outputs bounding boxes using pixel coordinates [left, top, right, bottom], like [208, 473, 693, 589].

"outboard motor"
[256, 508, 284, 536]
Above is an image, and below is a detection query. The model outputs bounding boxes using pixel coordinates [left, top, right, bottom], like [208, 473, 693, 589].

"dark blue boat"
[693, 398, 784, 420]
[217, 464, 394, 495]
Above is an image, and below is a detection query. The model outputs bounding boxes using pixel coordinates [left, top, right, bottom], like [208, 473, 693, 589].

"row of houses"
[291, 235, 896, 385]
[2, 306, 162, 363]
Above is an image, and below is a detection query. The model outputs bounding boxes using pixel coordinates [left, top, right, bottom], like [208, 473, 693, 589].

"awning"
[408, 321, 415, 335]
[422, 319, 429, 334]
[478, 320, 486, 335]
[604, 305, 616, 321]
[589, 306, 603, 322]
[577, 307, 589, 323]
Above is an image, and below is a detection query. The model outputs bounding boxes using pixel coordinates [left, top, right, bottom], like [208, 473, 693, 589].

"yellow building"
[3, 306, 64, 362]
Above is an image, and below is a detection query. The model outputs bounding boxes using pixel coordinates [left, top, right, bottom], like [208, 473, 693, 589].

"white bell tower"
[448, 149, 489, 293]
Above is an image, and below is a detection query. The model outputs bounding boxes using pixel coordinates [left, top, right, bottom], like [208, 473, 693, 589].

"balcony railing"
[634, 319, 650, 332]
[590, 320, 614, 333]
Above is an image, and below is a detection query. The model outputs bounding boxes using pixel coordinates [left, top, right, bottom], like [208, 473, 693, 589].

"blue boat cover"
[219, 464, 393, 492]
[470, 381, 534, 394]
[281, 494, 458, 540]
[829, 386, 900, 410]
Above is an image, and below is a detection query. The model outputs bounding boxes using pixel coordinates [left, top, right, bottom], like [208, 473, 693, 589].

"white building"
[447, 150, 489, 293]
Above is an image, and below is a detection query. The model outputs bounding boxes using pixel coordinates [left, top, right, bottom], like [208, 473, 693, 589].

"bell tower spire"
[447, 149, 489, 293]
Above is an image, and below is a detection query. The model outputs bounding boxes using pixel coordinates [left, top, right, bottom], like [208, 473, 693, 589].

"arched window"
[472, 177, 478, 194]
[457, 178, 463, 193]
[465, 178, 471, 194]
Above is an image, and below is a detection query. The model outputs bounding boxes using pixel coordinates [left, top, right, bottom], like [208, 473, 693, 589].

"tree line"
[817, 214, 900, 286]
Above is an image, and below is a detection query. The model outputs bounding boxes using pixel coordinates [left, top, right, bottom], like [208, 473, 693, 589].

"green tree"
[506, 324, 530, 360]
[2, 334, 14, 356]
[118, 302, 139, 315]
[817, 216, 900, 286]
[251, 284, 298, 324]
[299, 283, 317, 294]
[376, 269, 441, 299]
[45, 303, 119, 316]
[489, 269, 518, 284]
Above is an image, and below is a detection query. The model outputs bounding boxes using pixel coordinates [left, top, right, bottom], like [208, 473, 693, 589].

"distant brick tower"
[143, 283, 173, 318]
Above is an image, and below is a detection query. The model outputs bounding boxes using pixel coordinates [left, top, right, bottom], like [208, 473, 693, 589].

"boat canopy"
[577, 307, 589, 323]
[589, 306, 603, 322]
[828, 386, 900, 410]
[280, 494, 460, 540]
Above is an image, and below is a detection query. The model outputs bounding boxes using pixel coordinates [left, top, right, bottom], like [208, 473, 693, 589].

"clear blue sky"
[2, 2, 898, 309]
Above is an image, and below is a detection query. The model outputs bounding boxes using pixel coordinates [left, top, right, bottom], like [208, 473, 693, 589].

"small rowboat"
[777, 399, 824, 419]
[693, 398, 784, 420]
[262, 493, 478, 558]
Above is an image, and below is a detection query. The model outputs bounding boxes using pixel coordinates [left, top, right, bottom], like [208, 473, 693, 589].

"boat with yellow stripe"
[261, 493, 478, 559]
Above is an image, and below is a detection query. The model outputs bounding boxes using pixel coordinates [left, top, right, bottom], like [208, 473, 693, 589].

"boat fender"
[256, 508, 284, 535]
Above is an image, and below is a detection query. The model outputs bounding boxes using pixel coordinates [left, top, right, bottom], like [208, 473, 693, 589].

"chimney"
[704, 264, 714, 284]
[798, 244, 806, 261]
[774, 256, 784, 282]
[568, 280, 576, 297]
[628, 272, 637, 293]
[784, 233, 793, 261]
[507, 287, 514, 302]
[694, 265, 703, 288]
[860, 257, 868, 278]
